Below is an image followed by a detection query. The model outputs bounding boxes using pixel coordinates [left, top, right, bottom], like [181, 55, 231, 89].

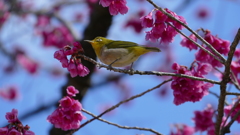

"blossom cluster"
[192, 105, 214, 133]
[0, 1, 9, 28]
[171, 62, 213, 105]
[34, 15, 74, 48]
[41, 26, 74, 48]
[224, 101, 240, 123]
[124, 10, 145, 33]
[54, 42, 89, 77]
[141, 8, 186, 44]
[0, 85, 19, 101]
[192, 105, 227, 135]
[170, 124, 195, 135]
[231, 48, 240, 84]
[47, 86, 85, 131]
[181, 30, 230, 68]
[0, 109, 35, 135]
[99, 0, 128, 15]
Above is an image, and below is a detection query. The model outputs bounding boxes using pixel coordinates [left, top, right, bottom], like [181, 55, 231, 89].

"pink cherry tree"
[0, 0, 240, 135]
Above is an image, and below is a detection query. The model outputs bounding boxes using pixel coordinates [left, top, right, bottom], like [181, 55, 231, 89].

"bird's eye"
[96, 38, 102, 42]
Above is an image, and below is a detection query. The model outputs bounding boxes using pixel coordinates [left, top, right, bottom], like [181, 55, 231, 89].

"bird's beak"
[84, 40, 93, 43]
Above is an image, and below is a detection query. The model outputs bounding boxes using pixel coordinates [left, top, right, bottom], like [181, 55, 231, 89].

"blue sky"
[1, 0, 240, 135]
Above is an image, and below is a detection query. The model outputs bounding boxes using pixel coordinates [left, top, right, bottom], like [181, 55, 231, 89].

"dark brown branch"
[216, 28, 240, 135]
[167, 22, 223, 64]
[146, 0, 226, 63]
[68, 79, 172, 134]
[221, 100, 240, 135]
[226, 92, 240, 96]
[221, 99, 240, 134]
[82, 109, 163, 135]
[78, 54, 220, 84]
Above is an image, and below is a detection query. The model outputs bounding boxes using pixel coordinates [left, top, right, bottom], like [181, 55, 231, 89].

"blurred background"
[0, 0, 240, 135]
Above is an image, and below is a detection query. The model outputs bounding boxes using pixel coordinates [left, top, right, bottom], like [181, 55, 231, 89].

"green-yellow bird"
[85, 37, 161, 68]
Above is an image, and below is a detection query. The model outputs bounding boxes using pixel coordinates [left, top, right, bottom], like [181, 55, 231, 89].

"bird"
[84, 36, 160, 69]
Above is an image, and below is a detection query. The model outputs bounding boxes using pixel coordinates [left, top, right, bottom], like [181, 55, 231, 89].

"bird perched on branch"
[85, 37, 160, 69]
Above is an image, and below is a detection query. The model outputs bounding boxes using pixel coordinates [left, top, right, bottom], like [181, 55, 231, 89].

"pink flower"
[35, 15, 50, 27]
[42, 26, 74, 48]
[2, 109, 35, 135]
[67, 86, 79, 97]
[8, 128, 21, 135]
[54, 49, 65, 60]
[231, 61, 240, 84]
[16, 54, 38, 74]
[24, 130, 35, 135]
[197, 63, 212, 75]
[77, 63, 90, 77]
[125, 18, 143, 33]
[99, 0, 128, 15]
[0, 12, 9, 28]
[171, 62, 213, 105]
[155, 10, 168, 23]
[141, 8, 186, 44]
[140, 12, 153, 28]
[180, 34, 198, 51]
[170, 124, 195, 135]
[99, 0, 111, 7]
[47, 87, 85, 131]
[0, 127, 8, 134]
[195, 30, 230, 68]
[0, 86, 20, 101]
[192, 105, 214, 132]
[5, 109, 19, 124]
[54, 42, 90, 77]
[109, 0, 128, 15]
[224, 102, 240, 123]
[60, 96, 73, 109]
[67, 60, 78, 78]
[196, 6, 210, 20]
[234, 48, 240, 58]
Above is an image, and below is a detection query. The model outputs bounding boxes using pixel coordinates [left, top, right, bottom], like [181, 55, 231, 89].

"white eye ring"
[96, 38, 102, 42]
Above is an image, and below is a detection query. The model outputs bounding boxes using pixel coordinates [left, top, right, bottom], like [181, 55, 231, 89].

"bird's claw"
[107, 64, 114, 71]
[129, 68, 134, 75]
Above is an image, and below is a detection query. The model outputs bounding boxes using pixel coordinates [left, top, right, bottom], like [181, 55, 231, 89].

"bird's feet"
[107, 64, 114, 71]
[128, 67, 134, 75]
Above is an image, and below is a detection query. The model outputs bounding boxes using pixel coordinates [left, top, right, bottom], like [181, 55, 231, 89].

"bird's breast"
[99, 46, 139, 67]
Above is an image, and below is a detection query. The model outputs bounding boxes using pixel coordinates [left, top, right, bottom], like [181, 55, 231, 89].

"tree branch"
[216, 28, 240, 135]
[167, 22, 223, 64]
[68, 79, 172, 134]
[77, 53, 220, 84]
[146, 0, 226, 63]
[226, 92, 240, 96]
[82, 109, 163, 135]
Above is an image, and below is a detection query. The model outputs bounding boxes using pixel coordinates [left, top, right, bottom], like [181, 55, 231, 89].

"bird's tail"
[145, 47, 161, 52]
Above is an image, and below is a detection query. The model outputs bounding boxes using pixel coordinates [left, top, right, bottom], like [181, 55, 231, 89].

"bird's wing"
[106, 41, 138, 49]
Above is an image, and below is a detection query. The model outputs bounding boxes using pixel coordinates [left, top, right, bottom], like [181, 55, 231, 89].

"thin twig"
[9, 4, 80, 41]
[209, 91, 228, 105]
[216, 28, 240, 135]
[77, 54, 220, 84]
[221, 101, 240, 134]
[221, 99, 240, 134]
[214, 67, 240, 90]
[82, 109, 163, 135]
[167, 22, 223, 64]
[146, 0, 226, 63]
[226, 92, 240, 96]
[68, 79, 172, 134]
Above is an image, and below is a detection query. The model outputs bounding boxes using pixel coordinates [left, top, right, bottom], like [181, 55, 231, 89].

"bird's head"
[84, 37, 112, 47]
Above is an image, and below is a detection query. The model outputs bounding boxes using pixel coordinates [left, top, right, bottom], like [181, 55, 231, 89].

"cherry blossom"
[47, 86, 85, 130]
[141, 8, 186, 44]
[54, 42, 89, 77]
[171, 62, 213, 105]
